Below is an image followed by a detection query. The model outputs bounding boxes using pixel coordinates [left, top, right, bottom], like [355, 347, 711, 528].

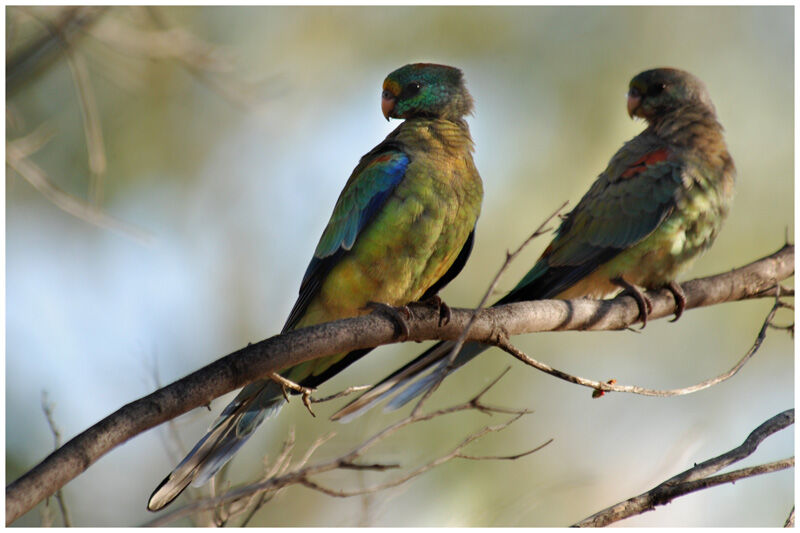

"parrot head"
[627, 68, 714, 121]
[381, 63, 473, 121]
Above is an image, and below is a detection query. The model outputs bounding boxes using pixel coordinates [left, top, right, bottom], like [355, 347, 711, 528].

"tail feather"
[147, 381, 285, 512]
[329, 340, 454, 422]
[383, 341, 488, 410]
[330, 340, 489, 422]
[383, 357, 451, 411]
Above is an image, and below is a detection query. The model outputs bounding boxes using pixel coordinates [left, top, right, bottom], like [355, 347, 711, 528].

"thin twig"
[6, 245, 794, 525]
[214, 428, 338, 526]
[574, 409, 795, 527]
[492, 291, 791, 398]
[237, 429, 297, 526]
[448, 200, 568, 362]
[39, 393, 72, 527]
[311, 385, 372, 404]
[457, 438, 553, 461]
[670, 457, 793, 494]
[785, 506, 795, 528]
[298, 413, 544, 499]
[6, 123, 57, 158]
[411, 201, 569, 417]
[6, 7, 107, 95]
[65, 50, 106, 206]
[144, 370, 544, 526]
[7, 129, 152, 244]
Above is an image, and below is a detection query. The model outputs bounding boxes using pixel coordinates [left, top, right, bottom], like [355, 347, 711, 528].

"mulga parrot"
[147, 63, 483, 511]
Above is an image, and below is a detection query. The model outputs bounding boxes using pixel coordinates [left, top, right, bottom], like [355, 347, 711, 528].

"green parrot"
[331, 67, 735, 422]
[147, 63, 483, 511]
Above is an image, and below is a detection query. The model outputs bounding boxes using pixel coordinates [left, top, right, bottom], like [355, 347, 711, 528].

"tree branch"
[39, 393, 72, 527]
[785, 506, 795, 528]
[491, 289, 790, 397]
[6, 7, 107, 95]
[411, 200, 567, 416]
[574, 409, 794, 527]
[5, 244, 794, 524]
[144, 368, 545, 526]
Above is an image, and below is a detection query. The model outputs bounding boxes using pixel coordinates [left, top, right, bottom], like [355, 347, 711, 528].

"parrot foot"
[418, 294, 451, 326]
[612, 277, 653, 329]
[365, 301, 411, 340]
[665, 280, 687, 322]
[268, 372, 316, 417]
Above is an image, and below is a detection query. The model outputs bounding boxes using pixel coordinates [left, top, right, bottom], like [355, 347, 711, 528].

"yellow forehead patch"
[382, 79, 401, 97]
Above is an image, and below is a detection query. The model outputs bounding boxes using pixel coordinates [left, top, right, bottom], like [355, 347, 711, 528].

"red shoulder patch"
[620, 148, 670, 179]
[371, 153, 395, 164]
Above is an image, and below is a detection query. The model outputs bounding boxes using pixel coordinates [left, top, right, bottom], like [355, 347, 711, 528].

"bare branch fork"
[574, 409, 795, 527]
[493, 286, 792, 397]
[5, 244, 794, 524]
[145, 368, 549, 527]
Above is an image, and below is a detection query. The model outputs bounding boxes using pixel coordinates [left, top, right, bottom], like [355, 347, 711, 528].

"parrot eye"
[647, 83, 667, 97]
[382, 89, 394, 100]
[405, 82, 422, 96]
[628, 87, 641, 99]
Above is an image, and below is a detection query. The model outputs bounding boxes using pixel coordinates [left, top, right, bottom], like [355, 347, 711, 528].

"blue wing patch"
[314, 150, 409, 258]
[283, 149, 409, 332]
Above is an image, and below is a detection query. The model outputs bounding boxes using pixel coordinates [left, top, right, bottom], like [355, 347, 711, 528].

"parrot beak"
[626, 89, 642, 118]
[381, 90, 396, 121]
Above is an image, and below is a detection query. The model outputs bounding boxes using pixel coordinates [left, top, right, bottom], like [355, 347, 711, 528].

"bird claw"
[268, 372, 316, 417]
[365, 301, 411, 340]
[612, 277, 653, 329]
[665, 280, 687, 322]
[419, 294, 452, 327]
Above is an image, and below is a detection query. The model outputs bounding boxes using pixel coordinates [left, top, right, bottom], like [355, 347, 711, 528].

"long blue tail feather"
[147, 381, 285, 511]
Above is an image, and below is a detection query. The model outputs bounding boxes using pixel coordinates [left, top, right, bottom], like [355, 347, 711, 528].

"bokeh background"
[6, 6, 793, 527]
